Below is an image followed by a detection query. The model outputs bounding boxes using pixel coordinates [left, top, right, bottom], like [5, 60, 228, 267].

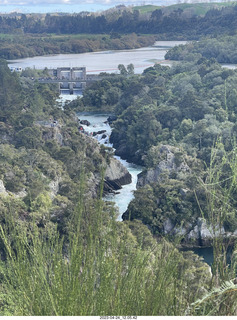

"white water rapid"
[77, 112, 143, 221]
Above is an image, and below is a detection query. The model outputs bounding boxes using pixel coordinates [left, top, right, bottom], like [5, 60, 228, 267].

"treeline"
[0, 57, 222, 316]
[2, 4, 237, 60]
[166, 34, 237, 64]
[1, 4, 237, 38]
[0, 33, 155, 59]
[72, 56, 237, 241]
[0, 53, 236, 314]
[0, 58, 115, 234]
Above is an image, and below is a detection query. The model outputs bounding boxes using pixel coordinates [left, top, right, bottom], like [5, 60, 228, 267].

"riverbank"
[77, 112, 143, 221]
[4, 33, 155, 60]
[8, 40, 186, 74]
[76, 111, 221, 266]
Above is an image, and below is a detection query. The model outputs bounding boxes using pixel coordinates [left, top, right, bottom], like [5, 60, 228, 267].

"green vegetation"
[132, 5, 161, 14]
[162, 1, 236, 16]
[0, 3, 237, 59]
[0, 33, 154, 59]
[166, 34, 237, 64]
[0, 192, 214, 316]
[0, 62, 220, 314]
[0, 58, 116, 237]
[71, 54, 237, 246]
[1, 2, 237, 315]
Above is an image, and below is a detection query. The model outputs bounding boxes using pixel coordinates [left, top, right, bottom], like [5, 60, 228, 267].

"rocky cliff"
[104, 157, 132, 193]
[163, 217, 228, 247]
[137, 144, 190, 188]
[128, 144, 237, 247]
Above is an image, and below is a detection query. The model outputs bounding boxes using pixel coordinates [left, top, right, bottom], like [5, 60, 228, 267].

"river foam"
[77, 112, 142, 221]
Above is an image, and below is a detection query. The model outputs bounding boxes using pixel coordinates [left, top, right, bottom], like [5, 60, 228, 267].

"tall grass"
[190, 139, 237, 315]
[0, 182, 208, 316]
[199, 141, 237, 282]
[4, 156, 237, 316]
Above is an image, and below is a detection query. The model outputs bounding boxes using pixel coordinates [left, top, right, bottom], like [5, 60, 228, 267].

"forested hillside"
[0, 2, 237, 316]
[0, 3, 237, 59]
[0, 58, 137, 236]
[72, 56, 237, 244]
[166, 34, 237, 64]
[0, 2, 236, 37]
[0, 33, 155, 59]
[0, 51, 222, 317]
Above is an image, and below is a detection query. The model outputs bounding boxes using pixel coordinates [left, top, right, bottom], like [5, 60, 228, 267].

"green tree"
[118, 64, 128, 75]
[15, 126, 42, 149]
[127, 63, 134, 75]
[0, 59, 23, 123]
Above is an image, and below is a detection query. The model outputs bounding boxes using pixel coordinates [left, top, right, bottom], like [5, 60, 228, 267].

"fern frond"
[185, 279, 237, 315]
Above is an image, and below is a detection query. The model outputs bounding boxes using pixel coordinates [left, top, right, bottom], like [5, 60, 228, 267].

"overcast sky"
[0, 0, 176, 13]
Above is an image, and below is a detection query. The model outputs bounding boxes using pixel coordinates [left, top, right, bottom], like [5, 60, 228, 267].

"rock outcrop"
[49, 177, 61, 199]
[186, 218, 226, 246]
[104, 158, 132, 192]
[132, 145, 237, 246]
[0, 180, 8, 196]
[163, 217, 228, 247]
[80, 119, 91, 126]
[93, 130, 107, 137]
[106, 115, 117, 124]
[137, 144, 190, 188]
[0, 179, 27, 198]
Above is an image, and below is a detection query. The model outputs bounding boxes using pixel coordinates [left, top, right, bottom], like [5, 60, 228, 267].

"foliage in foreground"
[0, 186, 214, 316]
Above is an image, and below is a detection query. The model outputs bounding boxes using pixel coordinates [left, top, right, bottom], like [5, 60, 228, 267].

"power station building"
[48, 67, 86, 81]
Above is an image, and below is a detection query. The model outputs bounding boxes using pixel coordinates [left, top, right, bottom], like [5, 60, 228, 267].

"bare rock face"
[49, 177, 61, 199]
[86, 157, 132, 197]
[137, 145, 190, 188]
[42, 127, 63, 146]
[163, 218, 175, 234]
[104, 158, 132, 192]
[186, 218, 226, 246]
[161, 217, 228, 247]
[0, 180, 8, 196]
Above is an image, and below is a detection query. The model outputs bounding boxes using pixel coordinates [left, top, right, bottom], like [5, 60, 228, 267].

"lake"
[8, 41, 187, 74]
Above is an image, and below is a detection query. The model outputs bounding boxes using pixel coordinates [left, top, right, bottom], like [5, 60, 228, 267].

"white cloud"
[0, 0, 166, 5]
[0, 0, 177, 11]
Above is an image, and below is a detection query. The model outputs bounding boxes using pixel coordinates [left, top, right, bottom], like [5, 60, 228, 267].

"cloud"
[0, 0, 176, 13]
[0, 0, 167, 5]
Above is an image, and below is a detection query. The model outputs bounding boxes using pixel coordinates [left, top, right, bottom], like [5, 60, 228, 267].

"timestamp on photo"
[99, 316, 138, 320]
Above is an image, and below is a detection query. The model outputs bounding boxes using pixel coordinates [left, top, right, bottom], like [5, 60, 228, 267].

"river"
[77, 111, 233, 267]
[17, 39, 219, 265]
[8, 40, 187, 74]
[77, 112, 142, 221]
[76, 111, 223, 266]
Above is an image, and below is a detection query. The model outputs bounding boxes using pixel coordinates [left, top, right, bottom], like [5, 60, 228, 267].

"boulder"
[104, 157, 132, 191]
[80, 120, 91, 126]
[93, 130, 107, 137]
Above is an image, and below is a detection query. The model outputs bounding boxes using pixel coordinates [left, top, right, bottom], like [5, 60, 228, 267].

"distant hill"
[132, 5, 162, 14]
[162, 1, 236, 15]
[132, 1, 236, 16]
[1, 1, 237, 43]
